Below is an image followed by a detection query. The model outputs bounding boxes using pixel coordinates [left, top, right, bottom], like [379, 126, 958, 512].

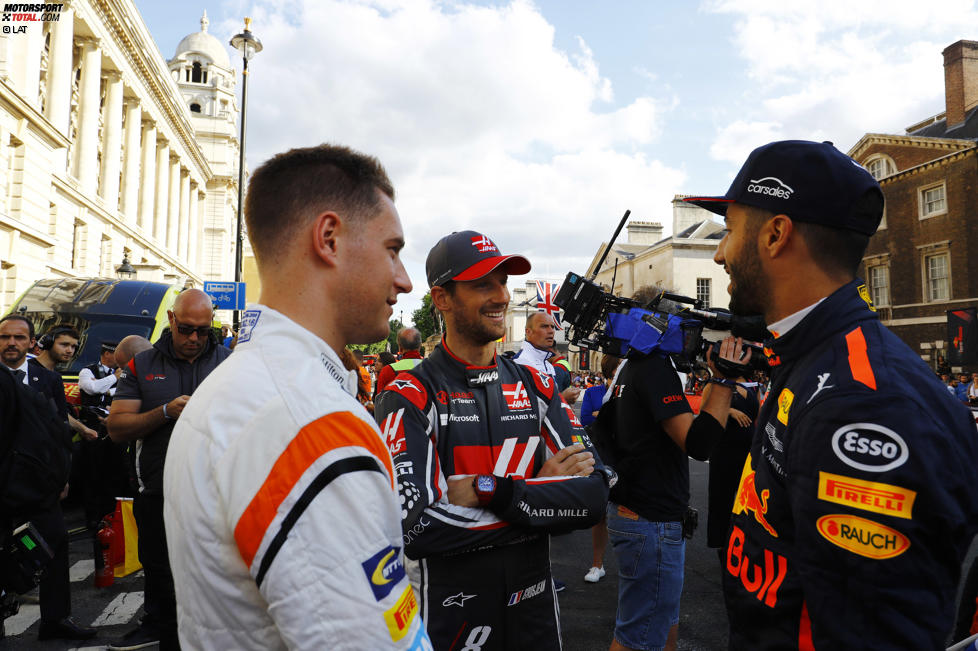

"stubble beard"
[727, 239, 769, 317]
[453, 309, 503, 348]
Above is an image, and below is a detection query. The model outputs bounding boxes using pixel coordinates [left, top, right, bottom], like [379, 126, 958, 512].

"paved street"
[3, 461, 976, 650]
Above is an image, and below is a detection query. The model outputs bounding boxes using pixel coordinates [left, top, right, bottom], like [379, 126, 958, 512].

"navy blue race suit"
[723, 280, 978, 649]
[375, 340, 609, 651]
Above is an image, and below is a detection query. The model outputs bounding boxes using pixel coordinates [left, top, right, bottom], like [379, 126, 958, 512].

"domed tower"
[167, 11, 240, 284]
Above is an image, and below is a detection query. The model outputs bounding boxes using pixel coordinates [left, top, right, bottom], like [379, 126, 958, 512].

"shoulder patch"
[524, 365, 555, 400]
[386, 372, 428, 410]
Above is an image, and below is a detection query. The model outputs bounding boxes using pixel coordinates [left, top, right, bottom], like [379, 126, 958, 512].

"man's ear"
[430, 286, 452, 313]
[760, 214, 794, 259]
[311, 211, 342, 267]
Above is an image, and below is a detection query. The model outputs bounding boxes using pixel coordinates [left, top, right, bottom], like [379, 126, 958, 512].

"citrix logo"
[746, 177, 794, 200]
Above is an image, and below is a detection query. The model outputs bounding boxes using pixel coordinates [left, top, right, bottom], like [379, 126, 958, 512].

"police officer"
[685, 140, 978, 649]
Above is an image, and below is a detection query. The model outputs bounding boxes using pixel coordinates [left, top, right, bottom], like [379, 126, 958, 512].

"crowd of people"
[2, 139, 977, 651]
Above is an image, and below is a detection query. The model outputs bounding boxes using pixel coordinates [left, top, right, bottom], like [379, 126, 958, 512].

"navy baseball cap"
[426, 231, 531, 287]
[684, 140, 884, 235]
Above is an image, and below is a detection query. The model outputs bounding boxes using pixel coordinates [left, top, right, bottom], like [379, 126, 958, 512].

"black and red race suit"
[375, 339, 609, 651]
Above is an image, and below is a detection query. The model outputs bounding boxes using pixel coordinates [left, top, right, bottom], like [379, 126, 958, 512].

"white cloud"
[711, 120, 783, 164]
[216, 0, 681, 319]
[704, 0, 978, 156]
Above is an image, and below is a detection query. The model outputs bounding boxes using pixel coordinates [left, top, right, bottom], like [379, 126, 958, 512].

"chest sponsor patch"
[502, 382, 532, 410]
[361, 545, 406, 601]
[384, 585, 418, 642]
[467, 368, 499, 387]
[732, 454, 778, 537]
[776, 388, 793, 425]
[830, 423, 908, 472]
[725, 525, 787, 607]
[817, 472, 916, 519]
[816, 514, 910, 559]
[508, 579, 547, 606]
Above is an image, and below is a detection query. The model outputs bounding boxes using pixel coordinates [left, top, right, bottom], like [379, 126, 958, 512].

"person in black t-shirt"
[605, 287, 750, 651]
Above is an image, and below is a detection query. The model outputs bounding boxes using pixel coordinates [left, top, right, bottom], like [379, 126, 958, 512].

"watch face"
[477, 475, 495, 492]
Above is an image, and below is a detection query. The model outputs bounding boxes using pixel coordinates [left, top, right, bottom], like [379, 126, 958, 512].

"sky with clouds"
[135, 0, 978, 323]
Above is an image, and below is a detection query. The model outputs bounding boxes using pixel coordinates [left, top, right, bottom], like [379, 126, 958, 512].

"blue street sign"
[203, 281, 247, 310]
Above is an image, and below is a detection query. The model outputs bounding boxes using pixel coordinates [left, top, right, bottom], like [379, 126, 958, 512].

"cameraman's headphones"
[38, 326, 76, 351]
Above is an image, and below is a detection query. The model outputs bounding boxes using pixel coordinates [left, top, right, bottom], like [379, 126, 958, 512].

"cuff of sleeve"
[486, 475, 515, 515]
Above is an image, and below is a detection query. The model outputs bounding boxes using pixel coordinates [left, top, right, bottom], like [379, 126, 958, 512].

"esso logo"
[831, 423, 908, 473]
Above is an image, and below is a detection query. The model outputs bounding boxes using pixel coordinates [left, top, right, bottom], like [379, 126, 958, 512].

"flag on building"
[948, 308, 977, 365]
[535, 281, 563, 330]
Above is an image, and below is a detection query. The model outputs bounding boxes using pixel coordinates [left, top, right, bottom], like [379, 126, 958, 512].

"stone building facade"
[849, 40, 978, 370]
[0, 2, 239, 311]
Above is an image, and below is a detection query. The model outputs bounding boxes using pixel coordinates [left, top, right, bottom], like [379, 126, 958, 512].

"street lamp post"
[230, 17, 262, 331]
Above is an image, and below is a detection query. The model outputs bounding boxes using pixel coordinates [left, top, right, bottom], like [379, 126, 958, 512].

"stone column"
[166, 157, 180, 250]
[138, 120, 156, 231]
[120, 98, 141, 223]
[178, 172, 190, 261]
[44, 4, 75, 133]
[187, 183, 198, 271]
[154, 141, 169, 242]
[194, 191, 206, 271]
[98, 71, 123, 210]
[6, 17, 44, 104]
[72, 37, 102, 192]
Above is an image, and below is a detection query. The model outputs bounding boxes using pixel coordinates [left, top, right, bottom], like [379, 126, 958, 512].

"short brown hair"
[245, 144, 395, 266]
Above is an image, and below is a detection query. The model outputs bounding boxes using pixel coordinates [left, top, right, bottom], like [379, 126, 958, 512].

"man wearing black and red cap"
[685, 140, 978, 649]
[375, 230, 613, 650]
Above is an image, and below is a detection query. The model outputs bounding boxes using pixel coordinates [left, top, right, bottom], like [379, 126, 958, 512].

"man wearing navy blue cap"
[685, 140, 978, 649]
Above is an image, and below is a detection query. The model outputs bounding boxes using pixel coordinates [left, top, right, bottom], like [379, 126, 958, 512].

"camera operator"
[603, 285, 750, 651]
[685, 139, 978, 649]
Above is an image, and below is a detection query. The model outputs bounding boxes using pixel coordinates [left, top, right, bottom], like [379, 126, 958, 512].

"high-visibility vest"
[391, 357, 421, 372]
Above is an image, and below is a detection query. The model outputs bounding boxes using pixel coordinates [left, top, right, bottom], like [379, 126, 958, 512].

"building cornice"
[52, 174, 202, 282]
[847, 133, 973, 160]
[91, 0, 214, 181]
[877, 145, 977, 185]
[0, 79, 71, 149]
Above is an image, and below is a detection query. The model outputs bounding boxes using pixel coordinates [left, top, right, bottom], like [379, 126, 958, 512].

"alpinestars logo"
[470, 235, 498, 253]
[502, 382, 532, 410]
[390, 378, 420, 392]
[747, 177, 794, 200]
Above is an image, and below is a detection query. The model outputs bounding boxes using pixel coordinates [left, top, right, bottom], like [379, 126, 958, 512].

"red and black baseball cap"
[426, 231, 531, 288]
[684, 140, 884, 236]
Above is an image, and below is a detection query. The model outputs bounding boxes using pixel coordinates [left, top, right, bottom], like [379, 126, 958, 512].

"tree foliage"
[412, 292, 439, 342]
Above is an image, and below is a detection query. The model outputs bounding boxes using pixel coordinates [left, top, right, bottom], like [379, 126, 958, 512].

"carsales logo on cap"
[747, 177, 794, 200]
[470, 235, 498, 253]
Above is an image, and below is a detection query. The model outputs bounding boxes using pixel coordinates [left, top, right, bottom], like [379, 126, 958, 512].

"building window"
[190, 103, 201, 113]
[865, 155, 896, 180]
[925, 253, 949, 301]
[868, 265, 889, 307]
[192, 62, 203, 83]
[919, 182, 947, 219]
[696, 278, 711, 308]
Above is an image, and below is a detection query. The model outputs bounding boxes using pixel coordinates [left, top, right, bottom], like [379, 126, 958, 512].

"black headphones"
[38, 326, 77, 351]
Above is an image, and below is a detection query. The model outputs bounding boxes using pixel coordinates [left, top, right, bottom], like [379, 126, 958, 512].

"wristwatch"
[473, 474, 497, 507]
[598, 466, 618, 489]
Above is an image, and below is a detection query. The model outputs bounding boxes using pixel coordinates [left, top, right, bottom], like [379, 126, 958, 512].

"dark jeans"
[133, 493, 180, 650]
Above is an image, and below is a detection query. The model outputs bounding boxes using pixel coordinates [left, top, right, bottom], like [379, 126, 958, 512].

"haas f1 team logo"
[732, 455, 778, 538]
[502, 382, 532, 410]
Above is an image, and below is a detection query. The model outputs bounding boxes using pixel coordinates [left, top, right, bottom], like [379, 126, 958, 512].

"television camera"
[552, 210, 770, 374]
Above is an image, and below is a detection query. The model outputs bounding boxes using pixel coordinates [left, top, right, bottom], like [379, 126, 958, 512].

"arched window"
[865, 154, 896, 180]
[190, 103, 201, 113]
[192, 62, 202, 83]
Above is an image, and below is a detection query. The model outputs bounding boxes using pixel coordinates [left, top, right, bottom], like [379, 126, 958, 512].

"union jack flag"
[535, 280, 563, 330]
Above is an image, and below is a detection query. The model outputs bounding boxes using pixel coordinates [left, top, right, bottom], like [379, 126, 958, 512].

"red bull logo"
[732, 455, 778, 538]
[726, 525, 788, 607]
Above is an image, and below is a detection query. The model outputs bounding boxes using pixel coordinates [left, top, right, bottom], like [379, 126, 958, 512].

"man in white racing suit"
[163, 145, 430, 650]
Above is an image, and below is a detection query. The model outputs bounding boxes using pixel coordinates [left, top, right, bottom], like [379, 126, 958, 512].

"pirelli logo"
[817, 471, 916, 520]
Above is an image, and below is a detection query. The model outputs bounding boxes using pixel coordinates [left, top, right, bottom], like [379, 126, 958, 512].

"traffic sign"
[203, 281, 247, 310]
